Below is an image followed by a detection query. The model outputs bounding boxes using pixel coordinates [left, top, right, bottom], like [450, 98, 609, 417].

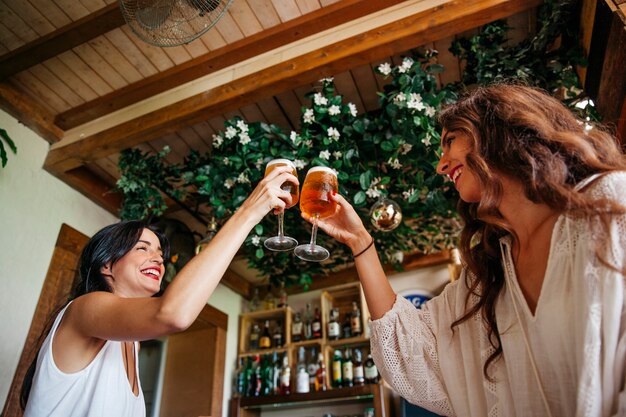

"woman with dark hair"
[306, 84, 626, 416]
[22, 165, 298, 417]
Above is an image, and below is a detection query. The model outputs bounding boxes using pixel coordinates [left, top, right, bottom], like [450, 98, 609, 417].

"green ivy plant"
[0, 128, 16, 169]
[117, 0, 592, 288]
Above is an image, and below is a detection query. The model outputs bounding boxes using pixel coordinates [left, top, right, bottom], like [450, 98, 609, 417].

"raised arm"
[302, 193, 396, 319]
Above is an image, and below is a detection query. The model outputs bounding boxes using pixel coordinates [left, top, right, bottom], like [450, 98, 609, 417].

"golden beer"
[265, 159, 299, 209]
[299, 167, 338, 219]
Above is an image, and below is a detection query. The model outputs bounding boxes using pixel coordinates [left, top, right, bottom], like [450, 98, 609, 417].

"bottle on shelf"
[244, 357, 254, 396]
[304, 303, 313, 340]
[263, 285, 276, 310]
[272, 322, 283, 348]
[307, 347, 319, 392]
[249, 323, 261, 351]
[315, 352, 328, 392]
[350, 301, 362, 337]
[353, 348, 365, 386]
[342, 312, 352, 339]
[235, 357, 247, 397]
[295, 347, 310, 394]
[327, 308, 340, 340]
[331, 349, 343, 388]
[261, 354, 273, 396]
[342, 348, 354, 388]
[277, 281, 288, 308]
[364, 353, 379, 384]
[259, 320, 272, 349]
[279, 353, 291, 395]
[312, 307, 322, 339]
[248, 287, 260, 312]
[272, 351, 281, 395]
[292, 312, 303, 342]
[248, 355, 261, 397]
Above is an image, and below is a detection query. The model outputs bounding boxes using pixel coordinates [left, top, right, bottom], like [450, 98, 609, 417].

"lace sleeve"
[369, 293, 455, 416]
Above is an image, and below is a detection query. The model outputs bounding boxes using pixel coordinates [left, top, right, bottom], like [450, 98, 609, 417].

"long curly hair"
[437, 84, 626, 379]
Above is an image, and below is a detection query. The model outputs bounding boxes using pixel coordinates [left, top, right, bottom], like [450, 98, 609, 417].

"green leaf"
[359, 171, 372, 190]
[354, 191, 366, 205]
[256, 248, 264, 259]
[255, 224, 264, 235]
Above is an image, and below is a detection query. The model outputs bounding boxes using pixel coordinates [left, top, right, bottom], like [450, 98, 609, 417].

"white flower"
[255, 158, 264, 170]
[378, 62, 392, 76]
[348, 103, 357, 117]
[319, 77, 334, 83]
[391, 251, 404, 263]
[388, 157, 402, 169]
[421, 133, 432, 146]
[225, 126, 238, 139]
[393, 92, 406, 103]
[402, 187, 416, 200]
[212, 134, 223, 148]
[251, 236, 261, 246]
[398, 57, 414, 73]
[319, 150, 331, 160]
[237, 172, 250, 184]
[366, 188, 382, 199]
[223, 157, 230, 166]
[329, 105, 341, 116]
[327, 127, 340, 142]
[224, 178, 235, 189]
[290, 131, 298, 143]
[424, 105, 436, 117]
[407, 94, 425, 111]
[303, 109, 315, 124]
[313, 93, 328, 106]
[236, 120, 248, 132]
[239, 133, 251, 146]
[332, 151, 343, 159]
[409, 93, 422, 102]
[399, 143, 413, 155]
[293, 159, 306, 169]
[303, 140, 313, 148]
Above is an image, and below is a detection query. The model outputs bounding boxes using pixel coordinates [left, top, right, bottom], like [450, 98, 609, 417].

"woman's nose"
[436, 154, 449, 175]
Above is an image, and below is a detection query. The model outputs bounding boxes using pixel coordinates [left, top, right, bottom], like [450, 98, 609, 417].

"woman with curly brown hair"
[305, 84, 626, 416]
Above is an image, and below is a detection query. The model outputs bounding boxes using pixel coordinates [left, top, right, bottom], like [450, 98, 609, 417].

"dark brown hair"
[437, 84, 626, 379]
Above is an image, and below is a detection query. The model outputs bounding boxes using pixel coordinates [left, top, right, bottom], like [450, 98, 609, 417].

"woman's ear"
[100, 263, 113, 278]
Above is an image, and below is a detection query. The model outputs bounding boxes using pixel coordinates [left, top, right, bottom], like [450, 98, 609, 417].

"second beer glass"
[295, 166, 338, 262]
[264, 159, 299, 251]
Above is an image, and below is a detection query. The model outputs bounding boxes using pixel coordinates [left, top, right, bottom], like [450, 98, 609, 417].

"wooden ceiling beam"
[0, 4, 124, 80]
[55, 0, 405, 130]
[45, 0, 541, 177]
[0, 82, 63, 144]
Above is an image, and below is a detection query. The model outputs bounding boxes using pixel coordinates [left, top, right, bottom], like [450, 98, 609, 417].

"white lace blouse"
[369, 172, 626, 417]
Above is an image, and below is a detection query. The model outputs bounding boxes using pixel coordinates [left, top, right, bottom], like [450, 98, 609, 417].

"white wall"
[0, 110, 118, 405]
[0, 110, 243, 417]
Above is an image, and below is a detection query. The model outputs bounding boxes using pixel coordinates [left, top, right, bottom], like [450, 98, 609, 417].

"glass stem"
[277, 211, 285, 238]
[309, 214, 320, 247]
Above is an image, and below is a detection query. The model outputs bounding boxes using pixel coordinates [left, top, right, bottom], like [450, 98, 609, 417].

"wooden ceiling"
[0, 0, 542, 294]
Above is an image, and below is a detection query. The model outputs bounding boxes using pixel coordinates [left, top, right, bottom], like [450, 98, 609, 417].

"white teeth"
[142, 268, 160, 277]
[451, 167, 463, 182]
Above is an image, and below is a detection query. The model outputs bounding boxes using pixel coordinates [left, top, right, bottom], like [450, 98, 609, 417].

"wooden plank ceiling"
[0, 0, 540, 293]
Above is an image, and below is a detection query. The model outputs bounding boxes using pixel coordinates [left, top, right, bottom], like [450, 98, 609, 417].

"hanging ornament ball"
[370, 198, 403, 232]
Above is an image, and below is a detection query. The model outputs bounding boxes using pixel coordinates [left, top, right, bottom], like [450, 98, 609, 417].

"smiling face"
[101, 228, 165, 297]
[436, 129, 482, 203]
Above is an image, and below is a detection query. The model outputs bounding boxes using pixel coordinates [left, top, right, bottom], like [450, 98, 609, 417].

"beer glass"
[263, 159, 299, 251]
[295, 166, 338, 262]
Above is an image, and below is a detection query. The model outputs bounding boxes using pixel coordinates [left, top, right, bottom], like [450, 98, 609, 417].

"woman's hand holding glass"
[263, 159, 300, 251]
[294, 166, 339, 262]
[240, 165, 298, 226]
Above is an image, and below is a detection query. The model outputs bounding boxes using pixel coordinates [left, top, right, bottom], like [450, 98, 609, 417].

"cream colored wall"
[0, 110, 118, 405]
[0, 110, 243, 417]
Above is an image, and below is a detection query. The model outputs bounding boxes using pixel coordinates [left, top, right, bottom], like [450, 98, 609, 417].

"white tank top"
[24, 302, 146, 417]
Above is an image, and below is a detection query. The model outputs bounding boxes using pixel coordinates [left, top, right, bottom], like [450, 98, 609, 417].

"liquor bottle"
[248, 287, 260, 312]
[272, 322, 283, 348]
[259, 320, 272, 349]
[279, 353, 291, 395]
[272, 352, 281, 395]
[263, 285, 275, 310]
[364, 353, 379, 384]
[315, 352, 328, 392]
[350, 301, 362, 337]
[277, 281, 288, 308]
[292, 312, 303, 342]
[249, 355, 261, 396]
[244, 357, 254, 396]
[342, 348, 354, 387]
[342, 312, 352, 339]
[331, 349, 343, 388]
[260, 354, 273, 396]
[235, 357, 247, 397]
[312, 307, 322, 339]
[295, 347, 310, 393]
[307, 347, 319, 392]
[303, 303, 313, 340]
[353, 348, 365, 386]
[327, 308, 340, 340]
[249, 323, 261, 351]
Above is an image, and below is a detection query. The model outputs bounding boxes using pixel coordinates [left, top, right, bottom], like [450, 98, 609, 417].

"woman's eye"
[137, 246, 148, 251]
[445, 136, 455, 147]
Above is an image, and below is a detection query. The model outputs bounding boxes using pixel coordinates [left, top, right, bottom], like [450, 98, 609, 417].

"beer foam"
[266, 158, 296, 169]
[306, 166, 337, 176]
